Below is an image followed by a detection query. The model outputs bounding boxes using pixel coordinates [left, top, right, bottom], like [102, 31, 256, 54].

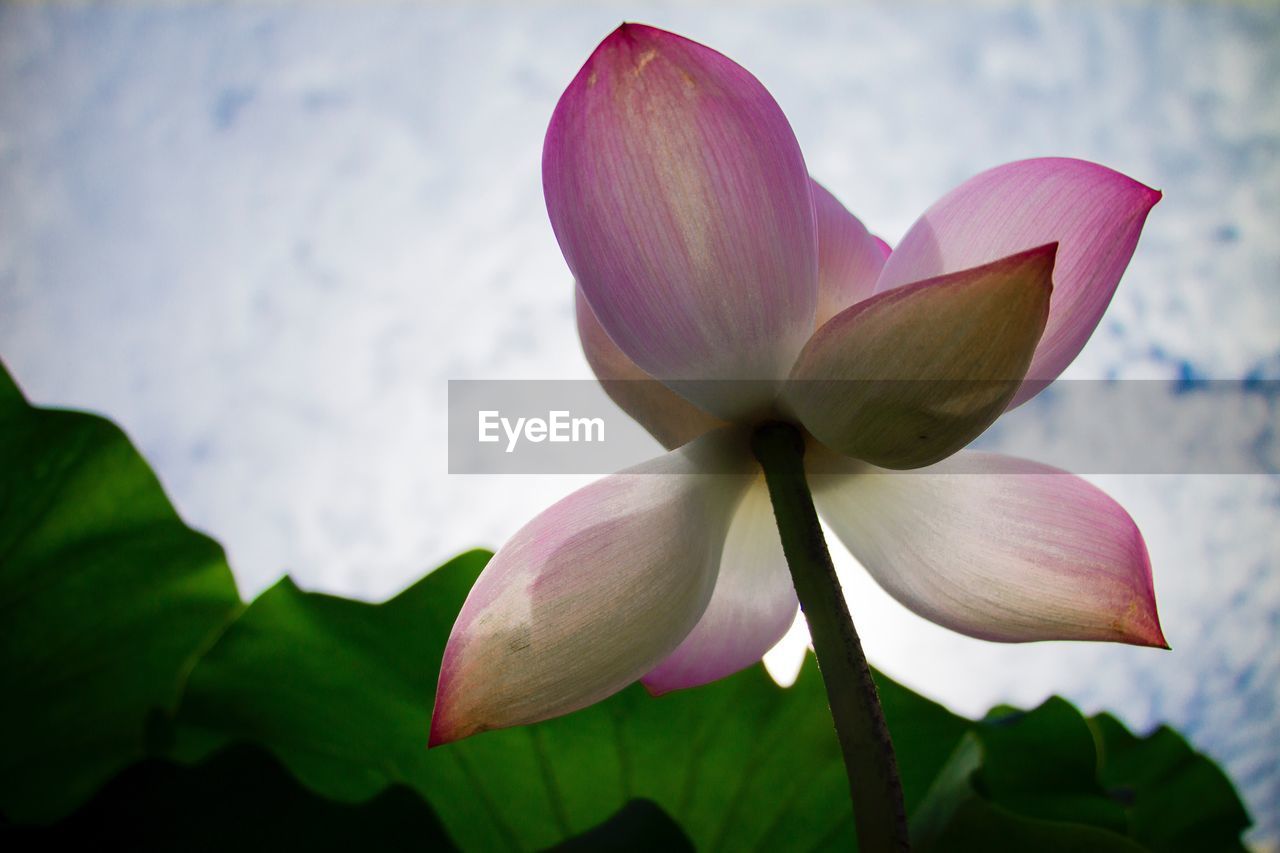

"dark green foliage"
[1091, 712, 1251, 852]
[1, 744, 457, 852]
[0, 366, 242, 822]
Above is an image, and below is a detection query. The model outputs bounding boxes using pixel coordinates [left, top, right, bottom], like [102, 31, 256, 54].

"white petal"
[809, 450, 1166, 646]
[642, 475, 798, 694]
[431, 430, 751, 744]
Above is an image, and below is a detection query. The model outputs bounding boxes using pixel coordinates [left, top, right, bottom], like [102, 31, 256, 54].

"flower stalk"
[751, 421, 909, 853]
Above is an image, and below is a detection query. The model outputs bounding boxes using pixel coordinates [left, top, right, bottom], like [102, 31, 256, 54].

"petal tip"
[996, 241, 1058, 306]
[428, 689, 488, 748]
[428, 641, 472, 748]
[1126, 522, 1167, 648]
[427, 703, 458, 749]
[1118, 532, 1168, 650]
[1126, 180, 1162, 220]
[1102, 167, 1162, 230]
[640, 677, 670, 698]
[1119, 169, 1162, 206]
[1014, 240, 1060, 273]
[604, 21, 639, 48]
[595, 21, 678, 60]
[613, 21, 654, 37]
[1127, 622, 1170, 650]
[563, 22, 672, 102]
[1124, 605, 1169, 650]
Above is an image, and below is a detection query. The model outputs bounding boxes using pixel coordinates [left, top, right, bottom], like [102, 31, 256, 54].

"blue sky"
[2, 1, 1277, 843]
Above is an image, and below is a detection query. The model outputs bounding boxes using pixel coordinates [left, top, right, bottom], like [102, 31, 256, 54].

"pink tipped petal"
[429, 431, 750, 746]
[544, 24, 818, 420]
[875, 158, 1160, 407]
[642, 475, 798, 694]
[786, 245, 1055, 469]
[812, 179, 888, 327]
[577, 284, 726, 449]
[810, 450, 1167, 646]
[872, 235, 892, 260]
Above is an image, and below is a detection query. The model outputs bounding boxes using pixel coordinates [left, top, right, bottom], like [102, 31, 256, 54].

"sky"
[1, 1, 1277, 844]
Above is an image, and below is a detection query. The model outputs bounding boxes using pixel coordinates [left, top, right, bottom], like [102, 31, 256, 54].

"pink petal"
[577, 284, 725, 450]
[430, 431, 750, 746]
[544, 24, 817, 421]
[809, 450, 1167, 646]
[785, 245, 1054, 469]
[875, 158, 1160, 407]
[642, 475, 798, 694]
[812, 179, 887, 327]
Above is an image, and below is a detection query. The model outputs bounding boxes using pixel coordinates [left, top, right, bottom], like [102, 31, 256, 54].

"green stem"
[751, 422, 910, 853]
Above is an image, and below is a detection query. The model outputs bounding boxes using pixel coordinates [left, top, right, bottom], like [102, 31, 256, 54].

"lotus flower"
[430, 23, 1165, 746]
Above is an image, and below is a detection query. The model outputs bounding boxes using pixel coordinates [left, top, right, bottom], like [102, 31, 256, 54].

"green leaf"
[1, 743, 457, 851]
[911, 704, 1144, 852]
[1091, 712, 1251, 852]
[0, 364, 242, 822]
[976, 700, 1128, 832]
[910, 699, 1254, 852]
[923, 793, 1150, 853]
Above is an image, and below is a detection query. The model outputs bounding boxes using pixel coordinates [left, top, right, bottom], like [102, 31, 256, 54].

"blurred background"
[2, 1, 1277, 846]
